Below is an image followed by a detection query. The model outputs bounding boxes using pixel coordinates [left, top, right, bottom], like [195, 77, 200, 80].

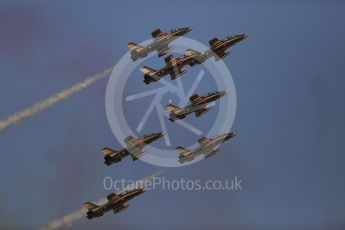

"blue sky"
[0, 0, 345, 229]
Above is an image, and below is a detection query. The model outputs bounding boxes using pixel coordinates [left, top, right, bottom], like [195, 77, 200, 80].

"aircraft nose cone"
[155, 132, 165, 138]
[224, 132, 237, 141]
[239, 34, 249, 41]
[137, 188, 147, 196]
[132, 188, 146, 196]
[231, 132, 238, 137]
[220, 90, 229, 96]
[181, 27, 192, 35]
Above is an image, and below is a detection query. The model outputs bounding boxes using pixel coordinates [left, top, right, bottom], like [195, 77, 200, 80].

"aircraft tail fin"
[102, 147, 116, 156]
[128, 42, 144, 52]
[185, 49, 201, 57]
[140, 66, 157, 76]
[166, 104, 180, 113]
[84, 202, 99, 211]
[176, 147, 190, 156]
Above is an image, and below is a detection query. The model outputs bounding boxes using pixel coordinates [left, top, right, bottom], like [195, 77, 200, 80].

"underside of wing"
[113, 204, 129, 214]
[130, 148, 145, 161]
[169, 69, 186, 80]
[165, 55, 185, 80]
[214, 50, 230, 61]
[204, 149, 219, 158]
[157, 45, 173, 57]
[195, 108, 211, 117]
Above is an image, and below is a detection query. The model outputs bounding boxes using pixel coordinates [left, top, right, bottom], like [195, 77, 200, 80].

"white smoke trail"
[40, 171, 163, 230]
[0, 67, 114, 133]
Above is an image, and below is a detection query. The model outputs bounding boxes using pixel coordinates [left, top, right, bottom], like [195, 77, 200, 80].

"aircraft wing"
[113, 204, 129, 214]
[204, 149, 219, 158]
[195, 108, 211, 117]
[166, 55, 186, 80]
[157, 45, 173, 57]
[130, 148, 146, 161]
[169, 69, 186, 80]
[214, 50, 230, 61]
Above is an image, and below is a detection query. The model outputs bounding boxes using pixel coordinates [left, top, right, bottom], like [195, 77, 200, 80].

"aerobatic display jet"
[102, 132, 165, 165]
[185, 34, 248, 65]
[166, 91, 228, 122]
[140, 54, 194, 84]
[84, 188, 146, 219]
[128, 27, 192, 61]
[176, 133, 237, 164]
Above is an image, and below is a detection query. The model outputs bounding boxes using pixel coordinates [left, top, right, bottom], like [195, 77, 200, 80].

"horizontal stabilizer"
[176, 147, 190, 157]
